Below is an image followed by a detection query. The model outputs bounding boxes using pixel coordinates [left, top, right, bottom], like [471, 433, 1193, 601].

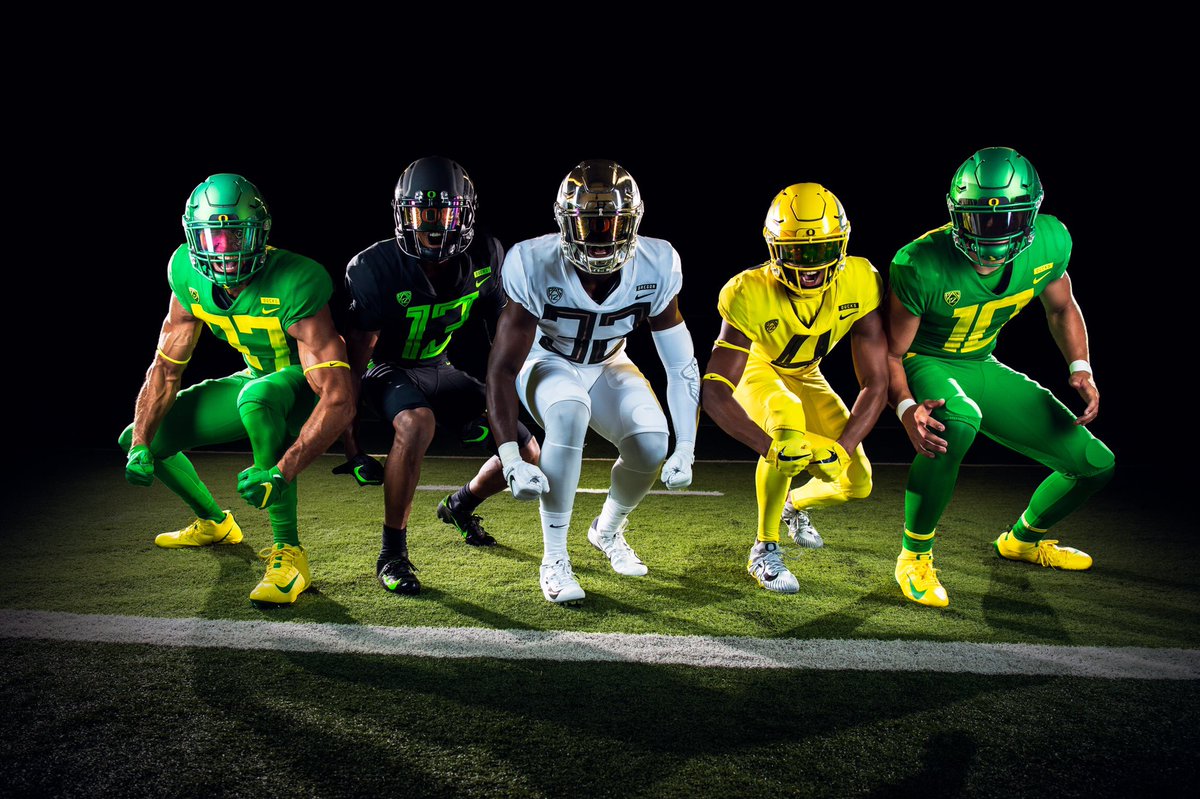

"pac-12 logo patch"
[943, 290, 961, 307]
[189, 287, 200, 301]
[765, 319, 779, 333]
[396, 291, 412, 307]
[547, 286, 564, 303]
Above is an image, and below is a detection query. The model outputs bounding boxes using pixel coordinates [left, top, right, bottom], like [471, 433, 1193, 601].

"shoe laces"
[1033, 540, 1061, 567]
[753, 544, 789, 577]
[381, 555, 418, 576]
[543, 558, 577, 587]
[905, 556, 939, 586]
[258, 545, 298, 568]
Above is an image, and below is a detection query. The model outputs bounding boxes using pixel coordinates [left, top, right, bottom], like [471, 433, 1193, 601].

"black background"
[18, 65, 1185, 475]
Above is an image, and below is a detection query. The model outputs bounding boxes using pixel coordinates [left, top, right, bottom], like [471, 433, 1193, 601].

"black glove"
[332, 453, 384, 486]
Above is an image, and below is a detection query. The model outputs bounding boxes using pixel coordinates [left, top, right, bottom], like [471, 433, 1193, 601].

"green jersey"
[168, 244, 333, 377]
[890, 214, 1071, 360]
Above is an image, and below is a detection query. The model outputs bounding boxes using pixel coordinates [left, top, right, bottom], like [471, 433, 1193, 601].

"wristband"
[497, 441, 522, 469]
[1068, 360, 1092, 375]
[896, 398, 917, 421]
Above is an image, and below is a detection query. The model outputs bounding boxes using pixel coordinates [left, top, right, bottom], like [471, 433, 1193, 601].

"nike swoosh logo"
[635, 292, 654, 300]
[763, 571, 778, 582]
[353, 466, 369, 482]
[812, 452, 837, 464]
[839, 312, 855, 319]
[907, 577, 927, 600]
[546, 587, 561, 599]
[475, 278, 489, 287]
[1032, 273, 1051, 284]
[550, 524, 566, 528]
[262, 307, 280, 314]
[779, 453, 805, 462]
[277, 574, 299, 594]
[259, 482, 273, 508]
[383, 575, 401, 590]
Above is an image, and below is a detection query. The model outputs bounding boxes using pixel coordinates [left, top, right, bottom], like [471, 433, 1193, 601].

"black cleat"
[377, 555, 421, 595]
[437, 495, 497, 546]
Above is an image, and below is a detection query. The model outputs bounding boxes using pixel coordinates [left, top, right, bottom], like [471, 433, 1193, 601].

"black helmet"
[392, 156, 477, 262]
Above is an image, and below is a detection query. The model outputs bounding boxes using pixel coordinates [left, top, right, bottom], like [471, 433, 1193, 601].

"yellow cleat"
[250, 544, 311, 606]
[155, 512, 242, 548]
[895, 553, 949, 608]
[994, 531, 1092, 570]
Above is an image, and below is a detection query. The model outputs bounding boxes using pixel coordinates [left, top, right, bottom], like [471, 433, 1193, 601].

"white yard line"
[1, 609, 1196, 680]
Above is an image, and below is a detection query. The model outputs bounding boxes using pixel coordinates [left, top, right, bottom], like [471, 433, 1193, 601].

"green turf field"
[1, 452, 1196, 797]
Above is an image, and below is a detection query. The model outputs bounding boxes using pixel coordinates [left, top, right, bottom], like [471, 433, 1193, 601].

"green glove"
[125, 444, 155, 486]
[236, 465, 289, 509]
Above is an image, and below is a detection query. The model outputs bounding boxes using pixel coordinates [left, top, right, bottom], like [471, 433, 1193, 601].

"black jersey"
[344, 235, 506, 367]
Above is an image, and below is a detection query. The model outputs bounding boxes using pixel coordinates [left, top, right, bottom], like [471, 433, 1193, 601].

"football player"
[886, 147, 1115, 607]
[702, 184, 888, 593]
[337, 156, 539, 596]
[484, 159, 700, 605]
[119, 174, 354, 606]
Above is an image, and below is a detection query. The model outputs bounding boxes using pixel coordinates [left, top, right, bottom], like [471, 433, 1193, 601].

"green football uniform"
[118, 246, 334, 545]
[889, 215, 1114, 547]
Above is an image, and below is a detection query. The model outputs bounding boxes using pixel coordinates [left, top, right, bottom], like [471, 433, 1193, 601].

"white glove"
[660, 441, 695, 490]
[498, 441, 550, 501]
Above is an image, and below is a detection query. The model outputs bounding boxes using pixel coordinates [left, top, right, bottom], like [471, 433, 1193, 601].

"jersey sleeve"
[859, 258, 884, 315]
[344, 253, 385, 332]
[1043, 215, 1072, 280]
[477, 236, 507, 336]
[166, 244, 192, 309]
[888, 253, 925, 317]
[716, 274, 754, 340]
[280, 257, 334, 331]
[501, 243, 541, 318]
[650, 245, 684, 317]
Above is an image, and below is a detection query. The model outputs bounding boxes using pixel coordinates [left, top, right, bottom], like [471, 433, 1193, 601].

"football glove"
[660, 442, 695, 490]
[764, 437, 812, 477]
[331, 453, 384, 486]
[503, 460, 550, 501]
[806, 435, 850, 483]
[124, 444, 155, 487]
[236, 465, 289, 509]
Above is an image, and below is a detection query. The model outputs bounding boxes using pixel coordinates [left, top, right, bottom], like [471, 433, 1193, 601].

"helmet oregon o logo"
[988, 198, 1000, 207]
[944, 290, 961, 306]
[396, 291, 412, 307]
[426, 190, 437, 199]
[218, 214, 230, 222]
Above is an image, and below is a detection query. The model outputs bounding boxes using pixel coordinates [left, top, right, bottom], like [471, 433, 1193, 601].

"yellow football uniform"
[717, 256, 882, 509]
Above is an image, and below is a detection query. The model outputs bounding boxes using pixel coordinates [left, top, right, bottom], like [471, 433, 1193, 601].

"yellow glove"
[764, 436, 812, 477]
[806, 435, 850, 483]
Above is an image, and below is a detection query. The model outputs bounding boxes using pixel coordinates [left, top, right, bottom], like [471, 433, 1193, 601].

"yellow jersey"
[716, 257, 882, 376]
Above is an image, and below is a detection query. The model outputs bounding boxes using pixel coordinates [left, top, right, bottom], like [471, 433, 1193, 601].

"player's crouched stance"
[485, 160, 701, 606]
[701, 184, 889, 594]
[886, 147, 1114, 608]
[120, 174, 354, 607]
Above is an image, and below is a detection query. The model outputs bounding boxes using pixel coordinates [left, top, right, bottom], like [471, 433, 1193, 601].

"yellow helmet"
[763, 183, 850, 296]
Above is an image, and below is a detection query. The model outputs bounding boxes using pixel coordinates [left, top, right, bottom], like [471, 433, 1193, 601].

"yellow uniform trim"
[904, 528, 936, 541]
[713, 339, 752, 355]
[702, 373, 737, 392]
[156, 349, 190, 365]
[1018, 513, 1048, 534]
[302, 360, 351, 376]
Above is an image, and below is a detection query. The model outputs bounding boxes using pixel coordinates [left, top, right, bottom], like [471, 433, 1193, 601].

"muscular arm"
[700, 321, 771, 457]
[1040, 273, 1099, 424]
[839, 309, 889, 453]
[484, 299, 540, 446]
[340, 327, 379, 459]
[275, 306, 356, 482]
[885, 290, 947, 457]
[131, 295, 204, 448]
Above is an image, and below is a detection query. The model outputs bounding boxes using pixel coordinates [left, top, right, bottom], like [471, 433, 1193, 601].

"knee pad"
[1073, 438, 1116, 483]
[764, 392, 806, 436]
[617, 431, 669, 473]
[542, 399, 590, 447]
[845, 459, 873, 500]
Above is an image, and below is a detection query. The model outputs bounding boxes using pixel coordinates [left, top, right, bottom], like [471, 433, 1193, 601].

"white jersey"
[502, 233, 683, 365]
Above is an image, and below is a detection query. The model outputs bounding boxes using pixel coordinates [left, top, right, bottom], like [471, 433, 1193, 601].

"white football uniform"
[503, 233, 683, 442]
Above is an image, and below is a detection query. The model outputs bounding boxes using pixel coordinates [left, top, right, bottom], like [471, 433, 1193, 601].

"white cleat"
[539, 558, 585, 605]
[782, 497, 824, 549]
[747, 540, 800, 594]
[588, 518, 648, 577]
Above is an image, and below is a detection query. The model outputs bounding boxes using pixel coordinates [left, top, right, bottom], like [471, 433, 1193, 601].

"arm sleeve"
[652, 321, 700, 447]
[501, 244, 538, 316]
[651, 246, 685, 317]
[889, 258, 924, 317]
[479, 237, 507, 341]
[344, 255, 384, 332]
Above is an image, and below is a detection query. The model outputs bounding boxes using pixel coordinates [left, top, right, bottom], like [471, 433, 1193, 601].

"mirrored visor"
[195, 226, 255, 255]
[954, 209, 1033, 240]
[568, 214, 634, 245]
[775, 240, 842, 268]
[399, 203, 464, 232]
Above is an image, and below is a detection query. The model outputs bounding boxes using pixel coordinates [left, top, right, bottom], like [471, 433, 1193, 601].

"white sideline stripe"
[416, 485, 723, 496]
[2, 610, 1197, 680]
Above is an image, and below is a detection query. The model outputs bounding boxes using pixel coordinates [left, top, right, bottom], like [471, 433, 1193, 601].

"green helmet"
[182, 174, 272, 287]
[946, 147, 1043, 268]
